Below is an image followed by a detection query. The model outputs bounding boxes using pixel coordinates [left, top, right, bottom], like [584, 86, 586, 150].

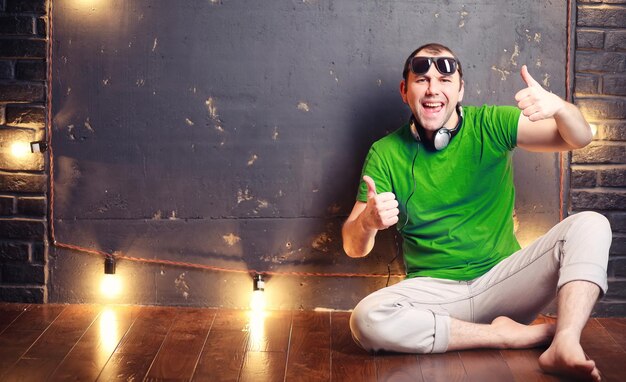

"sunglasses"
[410, 56, 458, 76]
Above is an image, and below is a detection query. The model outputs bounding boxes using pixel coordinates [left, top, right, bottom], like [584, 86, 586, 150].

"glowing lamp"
[100, 274, 122, 299]
[100, 257, 121, 299]
[250, 274, 266, 312]
[10, 142, 30, 158]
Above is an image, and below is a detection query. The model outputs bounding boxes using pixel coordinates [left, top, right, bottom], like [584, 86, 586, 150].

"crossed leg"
[352, 282, 600, 381]
[445, 281, 601, 381]
[447, 316, 555, 351]
[446, 212, 608, 380]
[538, 280, 601, 381]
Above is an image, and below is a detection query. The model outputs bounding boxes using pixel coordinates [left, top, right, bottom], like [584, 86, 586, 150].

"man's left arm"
[515, 65, 593, 152]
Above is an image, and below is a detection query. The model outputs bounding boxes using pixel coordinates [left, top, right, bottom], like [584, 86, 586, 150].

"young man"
[342, 43, 611, 381]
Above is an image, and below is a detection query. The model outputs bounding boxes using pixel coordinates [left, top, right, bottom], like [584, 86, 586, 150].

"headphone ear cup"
[433, 128, 451, 151]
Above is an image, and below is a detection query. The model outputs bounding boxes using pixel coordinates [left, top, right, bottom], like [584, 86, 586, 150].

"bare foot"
[491, 316, 556, 349]
[539, 335, 601, 381]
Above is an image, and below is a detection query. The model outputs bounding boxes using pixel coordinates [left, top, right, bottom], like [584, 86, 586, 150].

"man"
[342, 43, 611, 382]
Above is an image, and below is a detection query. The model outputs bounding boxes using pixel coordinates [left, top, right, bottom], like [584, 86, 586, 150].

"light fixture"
[100, 257, 121, 299]
[248, 273, 267, 347]
[104, 256, 116, 274]
[253, 273, 265, 291]
[30, 141, 48, 153]
[250, 273, 266, 312]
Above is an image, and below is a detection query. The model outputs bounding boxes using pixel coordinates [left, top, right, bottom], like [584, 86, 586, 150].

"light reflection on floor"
[98, 307, 119, 362]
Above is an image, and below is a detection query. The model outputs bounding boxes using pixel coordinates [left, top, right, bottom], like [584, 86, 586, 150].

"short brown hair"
[402, 43, 463, 81]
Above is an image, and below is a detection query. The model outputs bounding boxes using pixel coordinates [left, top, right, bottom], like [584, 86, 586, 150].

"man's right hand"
[361, 175, 400, 230]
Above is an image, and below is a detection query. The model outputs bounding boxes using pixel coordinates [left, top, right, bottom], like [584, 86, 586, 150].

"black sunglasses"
[410, 56, 458, 76]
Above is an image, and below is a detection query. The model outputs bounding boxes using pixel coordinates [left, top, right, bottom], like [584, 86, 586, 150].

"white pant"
[350, 211, 612, 354]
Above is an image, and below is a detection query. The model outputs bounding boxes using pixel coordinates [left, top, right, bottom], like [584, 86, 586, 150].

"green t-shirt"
[357, 105, 522, 280]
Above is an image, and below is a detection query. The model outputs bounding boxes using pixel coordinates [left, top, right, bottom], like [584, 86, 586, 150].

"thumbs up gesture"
[515, 65, 566, 122]
[362, 175, 400, 231]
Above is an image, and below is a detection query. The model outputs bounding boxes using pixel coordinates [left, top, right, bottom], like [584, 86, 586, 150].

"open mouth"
[421, 102, 444, 115]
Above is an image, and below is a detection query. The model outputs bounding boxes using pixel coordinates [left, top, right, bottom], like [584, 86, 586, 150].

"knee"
[349, 297, 383, 352]
[350, 296, 442, 354]
[571, 211, 612, 239]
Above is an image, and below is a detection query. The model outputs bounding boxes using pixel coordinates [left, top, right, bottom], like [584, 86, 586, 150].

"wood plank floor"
[0, 303, 625, 381]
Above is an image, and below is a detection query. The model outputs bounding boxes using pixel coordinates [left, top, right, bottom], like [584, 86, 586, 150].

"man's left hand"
[515, 65, 566, 122]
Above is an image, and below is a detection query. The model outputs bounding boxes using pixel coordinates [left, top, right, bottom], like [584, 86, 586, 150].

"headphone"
[410, 104, 464, 151]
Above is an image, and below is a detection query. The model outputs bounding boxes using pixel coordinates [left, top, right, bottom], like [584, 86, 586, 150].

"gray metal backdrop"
[50, 0, 567, 309]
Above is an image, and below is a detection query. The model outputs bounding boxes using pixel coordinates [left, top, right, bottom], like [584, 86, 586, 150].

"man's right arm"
[342, 201, 377, 258]
[342, 176, 399, 258]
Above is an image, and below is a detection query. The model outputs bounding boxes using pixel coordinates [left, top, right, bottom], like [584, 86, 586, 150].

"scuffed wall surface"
[48, 0, 567, 309]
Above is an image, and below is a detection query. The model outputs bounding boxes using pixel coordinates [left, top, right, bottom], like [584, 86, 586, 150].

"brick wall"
[0, 0, 48, 302]
[572, 0, 626, 315]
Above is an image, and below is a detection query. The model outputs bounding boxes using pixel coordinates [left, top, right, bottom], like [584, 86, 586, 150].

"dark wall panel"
[50, 0, 567, 309]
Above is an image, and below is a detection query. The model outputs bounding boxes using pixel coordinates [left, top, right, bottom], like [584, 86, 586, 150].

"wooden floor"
[0, 304, 625, 381]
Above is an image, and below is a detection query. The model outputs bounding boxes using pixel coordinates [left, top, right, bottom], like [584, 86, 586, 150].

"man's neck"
[423, 107, 460, 140]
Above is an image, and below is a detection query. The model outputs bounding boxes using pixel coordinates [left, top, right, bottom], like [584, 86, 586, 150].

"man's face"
[400, 51, 465, 133]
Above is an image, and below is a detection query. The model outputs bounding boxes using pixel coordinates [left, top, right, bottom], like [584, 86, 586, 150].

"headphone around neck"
[410, 104, 464, 151]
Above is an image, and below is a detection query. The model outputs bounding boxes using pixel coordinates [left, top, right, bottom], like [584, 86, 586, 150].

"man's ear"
[399, 80, 408, 104]
[458, 79, 465, 103]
